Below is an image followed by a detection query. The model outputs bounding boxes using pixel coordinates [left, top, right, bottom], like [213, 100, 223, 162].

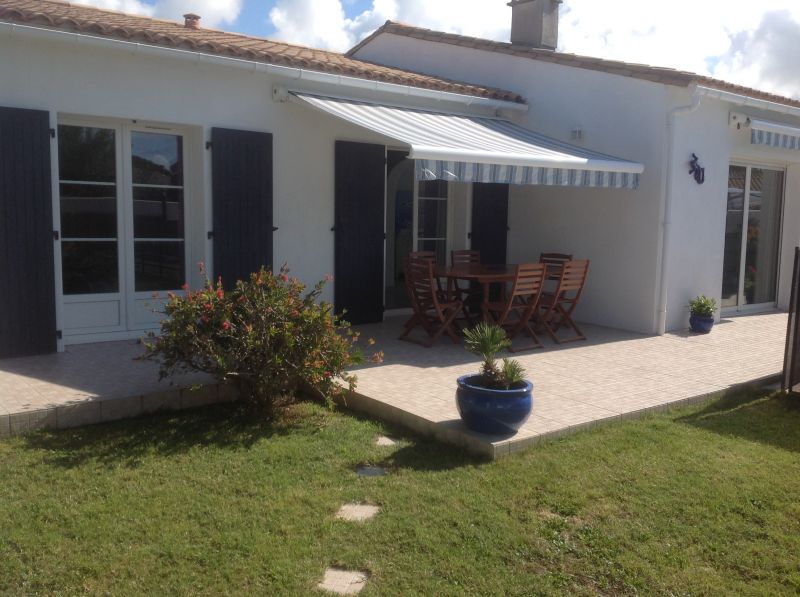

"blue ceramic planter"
[456, 374, 533, 436]
[689, 315, 715, 334]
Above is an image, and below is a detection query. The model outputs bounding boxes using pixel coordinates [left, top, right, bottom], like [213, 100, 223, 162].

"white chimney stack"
[508, 0, 562, 50]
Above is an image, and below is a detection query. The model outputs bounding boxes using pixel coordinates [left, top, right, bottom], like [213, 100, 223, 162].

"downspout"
[655, 83, 701, 335]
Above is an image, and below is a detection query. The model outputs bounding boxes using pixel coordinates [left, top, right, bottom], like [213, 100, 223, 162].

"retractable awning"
[291, 92, 643, 189]
[749, 117, 800, 150]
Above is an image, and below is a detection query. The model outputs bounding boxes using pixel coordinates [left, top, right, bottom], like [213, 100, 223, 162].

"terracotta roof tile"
[0, 0, 525, 104]
[349, 21, 800, 111]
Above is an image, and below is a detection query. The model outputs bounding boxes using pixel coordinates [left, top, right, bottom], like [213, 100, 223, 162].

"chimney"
[508, 0, 561, 50]
[183, 13, 201, 29]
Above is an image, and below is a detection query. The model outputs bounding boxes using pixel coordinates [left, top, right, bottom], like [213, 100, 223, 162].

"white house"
[0, 0, 797, 358]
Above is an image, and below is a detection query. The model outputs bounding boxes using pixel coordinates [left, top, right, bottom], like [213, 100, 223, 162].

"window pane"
[60, 183, 117, 239]
[721, 166, 746, 308]
[744, 169, 783, 305]
[419, 180, 448, 199]
[132, 132, 183, 186]
[419, 240, 446, 266]
[58, 125, 116, 183]
[135, 241, 184, 291]
[62, 241, 119, 295]
[133, 187, 184, 239]
[418, 198, 447, 238]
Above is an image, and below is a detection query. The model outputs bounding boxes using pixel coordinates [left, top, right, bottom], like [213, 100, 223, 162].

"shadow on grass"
[21, 402, 304, 469]
[380, 441, 491, 472]
[677, 389, 800, 454]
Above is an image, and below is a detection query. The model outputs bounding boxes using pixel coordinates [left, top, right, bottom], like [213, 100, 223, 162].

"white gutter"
[0, 21, 528, 114]
[655, 83, 701, 335]
[696, 85, 800, 119]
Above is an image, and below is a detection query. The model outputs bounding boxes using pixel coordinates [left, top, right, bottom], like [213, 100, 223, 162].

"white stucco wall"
[354, 34, 669, 333]
[668, 93, 800, 328]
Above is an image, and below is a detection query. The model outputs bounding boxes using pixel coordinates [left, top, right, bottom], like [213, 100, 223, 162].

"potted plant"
[688, 294, 717, 334]
[456, 323, 533, 435]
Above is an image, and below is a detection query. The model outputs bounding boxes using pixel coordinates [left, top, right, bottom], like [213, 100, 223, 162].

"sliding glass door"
[58, 121, 187, 336]
[721, 164, 784, 311]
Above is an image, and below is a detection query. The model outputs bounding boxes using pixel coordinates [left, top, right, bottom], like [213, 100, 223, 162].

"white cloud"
[76, 0, 242, 27]
[712, 10, 800, 99]
[268, 0, 800, 98]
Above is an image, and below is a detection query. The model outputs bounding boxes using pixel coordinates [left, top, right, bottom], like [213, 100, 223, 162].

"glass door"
[721, 164, 784, 311]
[416, 179, 449, 265]
[57, 121, 187, 337]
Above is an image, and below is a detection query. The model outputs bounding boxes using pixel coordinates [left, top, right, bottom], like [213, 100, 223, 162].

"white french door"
[57, 120, 188, 338]
[721, 164, 784, 313]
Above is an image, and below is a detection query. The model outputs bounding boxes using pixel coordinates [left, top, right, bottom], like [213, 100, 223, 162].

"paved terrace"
[346, 311, 786, 457]
[0, 312, 787, 454]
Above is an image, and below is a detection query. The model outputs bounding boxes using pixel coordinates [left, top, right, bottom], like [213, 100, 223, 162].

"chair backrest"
[451, 249, 480, 266]
[510, 263, 546, 299]
[540, 252, 573, 279]
[408, 250, 437, 263]
[555, 259, 590, 295]
[405, 257, 437, 309]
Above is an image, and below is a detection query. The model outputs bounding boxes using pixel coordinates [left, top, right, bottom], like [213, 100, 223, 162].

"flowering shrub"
[144, 265, 381, 417]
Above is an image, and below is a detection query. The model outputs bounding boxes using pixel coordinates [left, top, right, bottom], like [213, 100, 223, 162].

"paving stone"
[318, 568, 368, 594]
[101, 395, 143, 422]
[180, 384, 219, 409]
[375, 435, 397, 446]
[335, 504, 381, 522]
[141, 390, 182, 414]
[356, 465, 387, 477]
[56, 401, 102, 430]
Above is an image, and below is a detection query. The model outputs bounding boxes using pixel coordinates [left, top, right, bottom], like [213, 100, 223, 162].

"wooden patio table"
[437, 263, 517, 321]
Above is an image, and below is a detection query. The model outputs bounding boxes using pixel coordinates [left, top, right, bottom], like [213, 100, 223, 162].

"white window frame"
[722, 160, 786, 315]
[54, 116, 194, 342]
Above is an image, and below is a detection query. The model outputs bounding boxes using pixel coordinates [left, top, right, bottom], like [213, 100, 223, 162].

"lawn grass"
[2, 389, 800, 595]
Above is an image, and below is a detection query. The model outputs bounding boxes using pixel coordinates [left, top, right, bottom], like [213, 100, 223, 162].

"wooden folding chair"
[537, 259, 590, 344]
[399, 258, 464, 347]
[408, 250, 445, 294]
[482, 263, 546, 352]
[540, 252, 573, 280]
[451, 250, 482, 322]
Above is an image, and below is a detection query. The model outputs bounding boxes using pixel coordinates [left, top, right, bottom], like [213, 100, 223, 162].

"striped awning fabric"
[291, 92, 643, 189]
[750, 118, 800, 150]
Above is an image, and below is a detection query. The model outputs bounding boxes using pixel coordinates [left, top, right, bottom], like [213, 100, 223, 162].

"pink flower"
[280, 273, 289, 283]
[222, 320, 231, 331]
[325, 274, 334, 282]
[216, 288, 224, 299]
[181, 283, 190, 291]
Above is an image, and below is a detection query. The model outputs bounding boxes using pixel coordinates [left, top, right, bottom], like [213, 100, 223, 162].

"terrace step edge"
[0, 382, 240, 439]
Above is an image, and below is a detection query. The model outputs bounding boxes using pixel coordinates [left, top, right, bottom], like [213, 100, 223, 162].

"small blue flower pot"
[456, 374, 533, 436]
[689, 315, 715, 334]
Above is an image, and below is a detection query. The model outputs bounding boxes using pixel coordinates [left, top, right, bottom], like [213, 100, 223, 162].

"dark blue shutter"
[334, 141, 385, 325]
[471, 183, 509, 265]
[211, 128, 274, 289]
[0, 106, 56, 357]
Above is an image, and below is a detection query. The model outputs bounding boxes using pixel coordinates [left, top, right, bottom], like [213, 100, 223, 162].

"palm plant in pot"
[689, 294, 717, 334]
[456, 323, 533, 435]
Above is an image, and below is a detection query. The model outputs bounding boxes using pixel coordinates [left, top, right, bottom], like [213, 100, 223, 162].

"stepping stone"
[336, 504, 381, 522]
[356, 465, 387, 477]
[318, 568, 368, 594]
[375, 435, 396, 446]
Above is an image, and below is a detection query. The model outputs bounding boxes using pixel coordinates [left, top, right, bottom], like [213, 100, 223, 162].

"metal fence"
[782, 247, 800, 393]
